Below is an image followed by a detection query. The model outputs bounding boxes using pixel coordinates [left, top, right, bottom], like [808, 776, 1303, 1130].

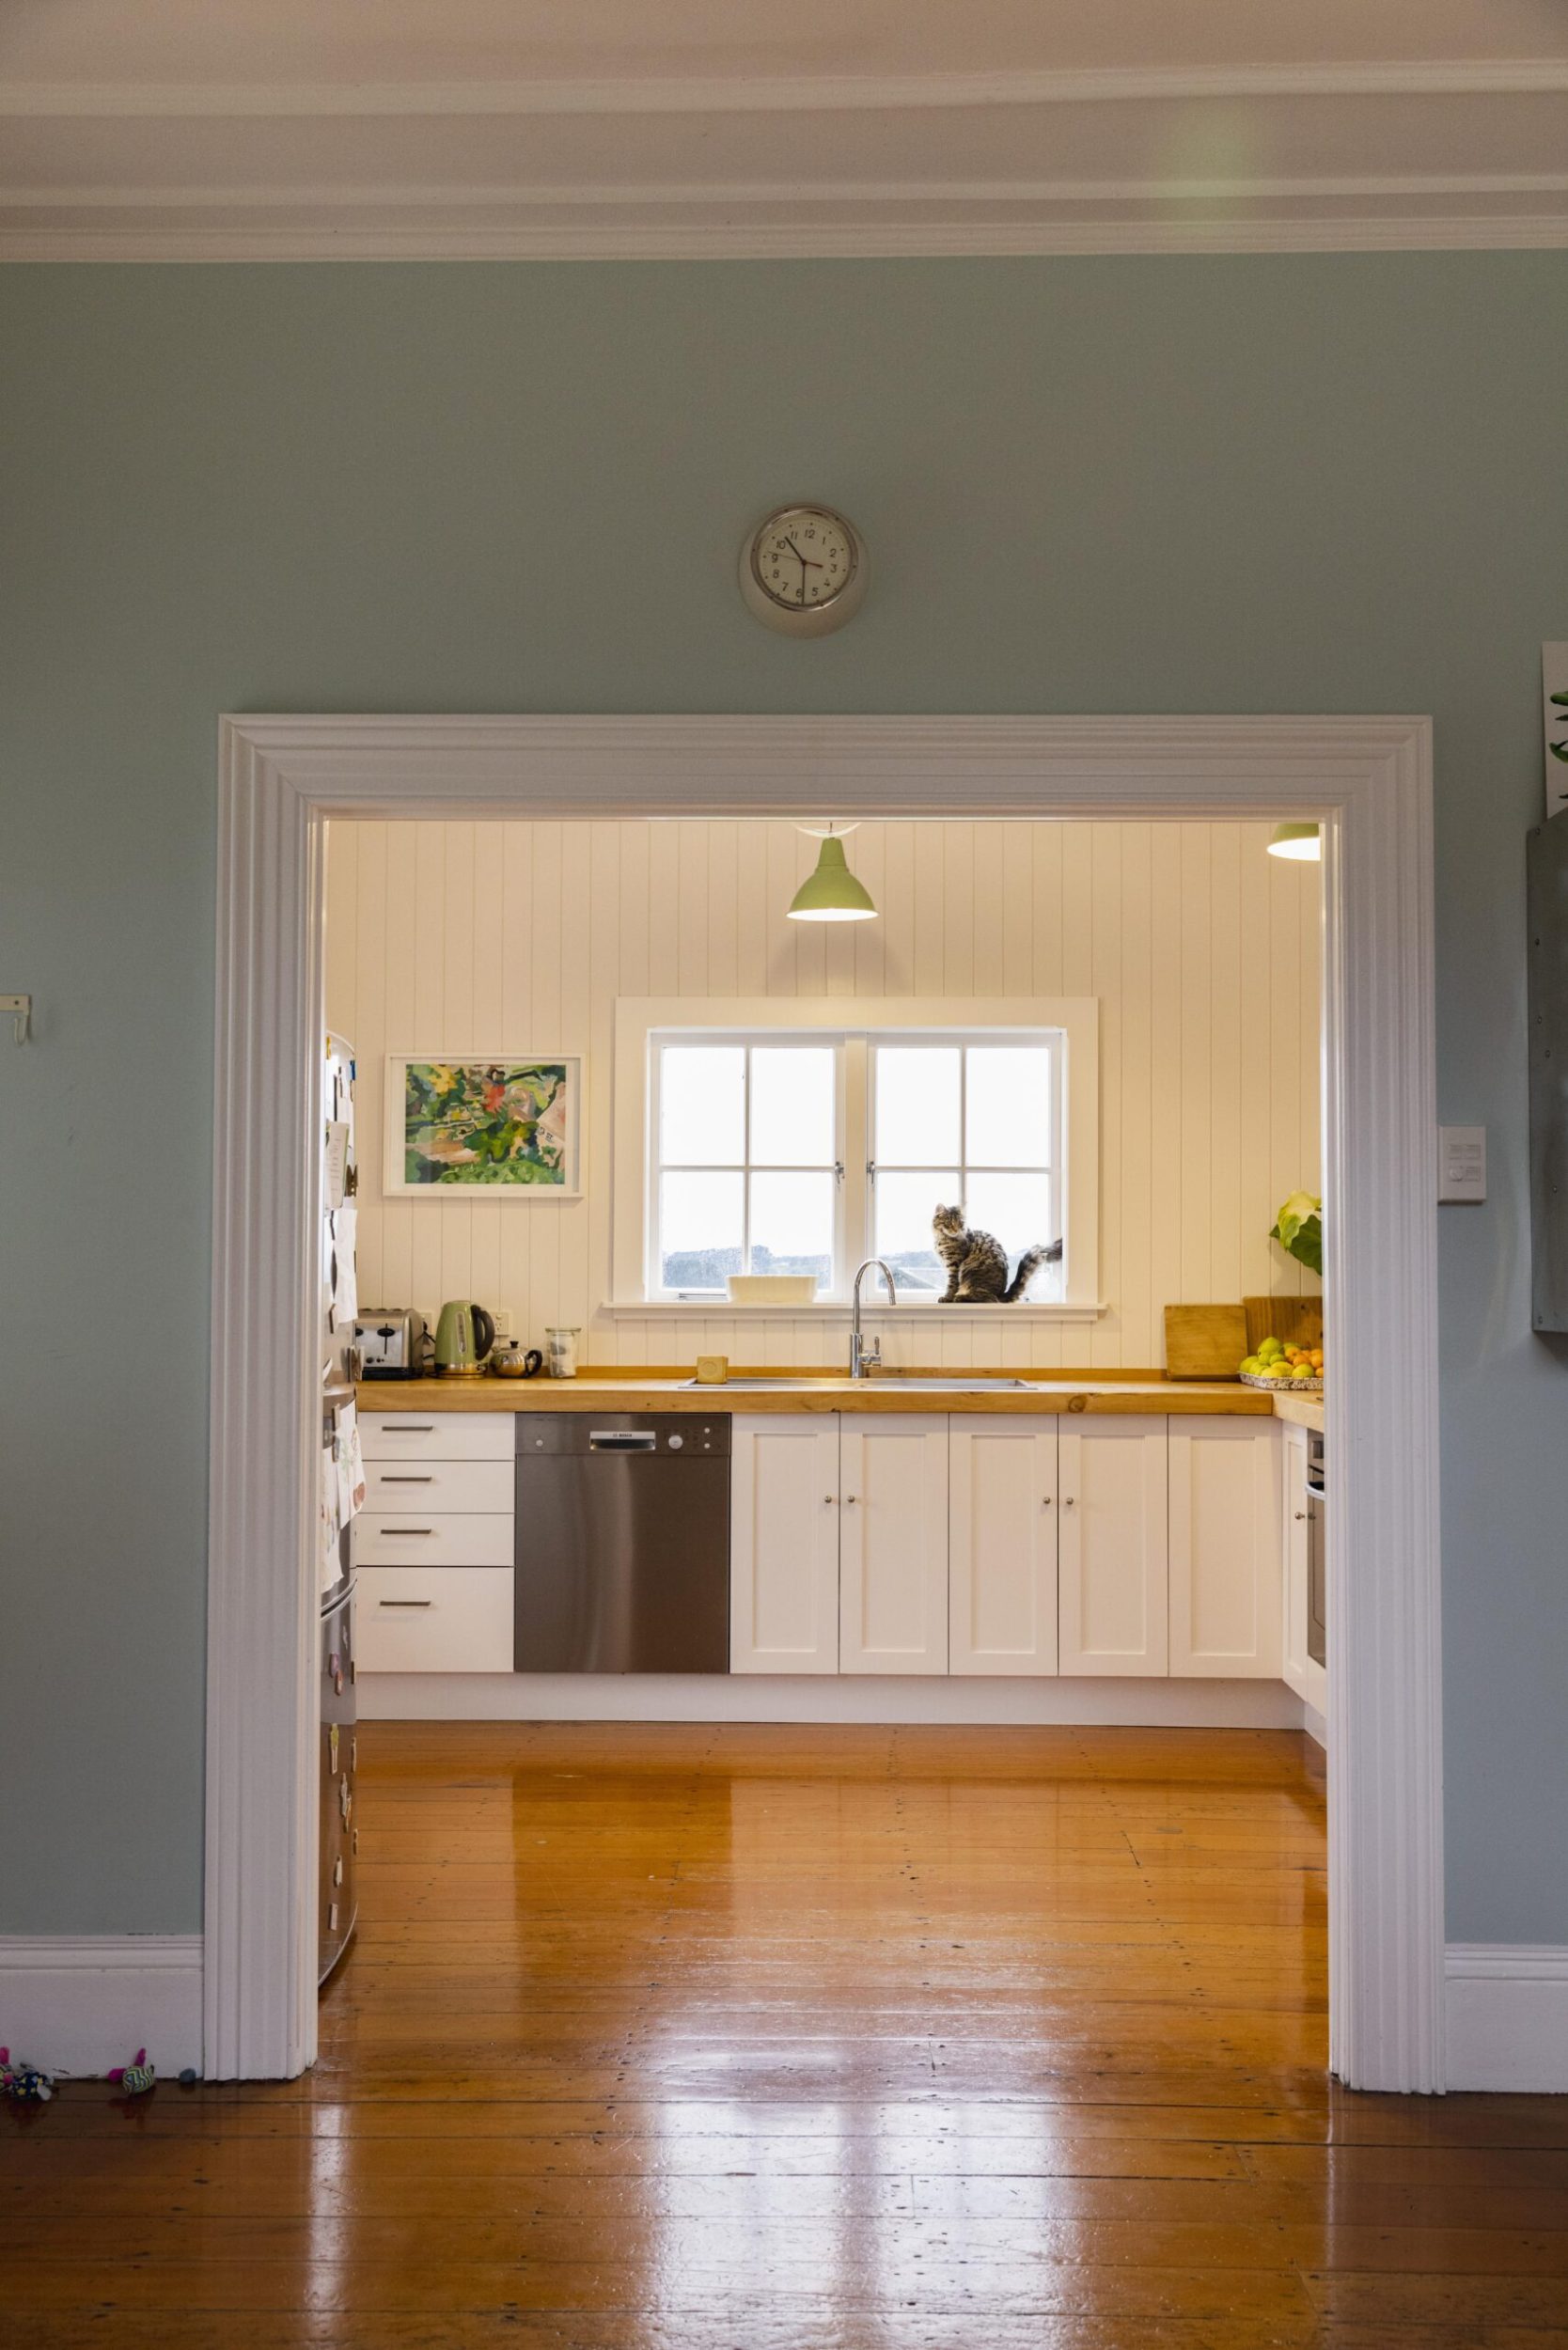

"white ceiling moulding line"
[10, 173, 1566, 211]
[8, 57, 1568, 116]
[8, 216, 1568, 264]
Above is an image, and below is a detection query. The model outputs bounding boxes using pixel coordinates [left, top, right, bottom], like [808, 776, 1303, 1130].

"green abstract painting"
[389, 1058, 579, 1194]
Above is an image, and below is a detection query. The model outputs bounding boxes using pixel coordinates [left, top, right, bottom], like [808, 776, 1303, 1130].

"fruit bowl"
[1240, 1371, 1323, 1395]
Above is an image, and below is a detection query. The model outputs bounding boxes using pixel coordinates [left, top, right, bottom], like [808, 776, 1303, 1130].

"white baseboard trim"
[0, 1936, 203, 2078]
[1301, 1700, 1328, 1751]
[359, 1672, 1309, 1729]
[1445, 1944, 1568, 2092]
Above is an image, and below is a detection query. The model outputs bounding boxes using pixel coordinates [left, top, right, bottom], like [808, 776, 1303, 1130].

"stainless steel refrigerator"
[319, 1030, 362, 1982]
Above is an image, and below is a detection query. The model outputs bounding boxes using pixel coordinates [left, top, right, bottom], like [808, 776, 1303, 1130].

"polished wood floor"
[8, 1722, 1568, 2346]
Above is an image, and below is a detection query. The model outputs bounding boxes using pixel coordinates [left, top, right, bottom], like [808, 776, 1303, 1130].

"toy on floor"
[107, 2048, 156, 2096]
[0, 2047, 55, 2103]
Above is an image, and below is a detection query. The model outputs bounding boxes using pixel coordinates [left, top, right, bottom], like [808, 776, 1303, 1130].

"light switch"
[1438, 1125, 1486, 1203]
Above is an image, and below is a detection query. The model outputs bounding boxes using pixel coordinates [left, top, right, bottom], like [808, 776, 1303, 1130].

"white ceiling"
[4, 1, 1566, 258]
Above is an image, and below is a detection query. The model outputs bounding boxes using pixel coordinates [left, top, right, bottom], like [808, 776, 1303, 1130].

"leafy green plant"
[1271, 1190, 1323, 1276]
[1551, 687, 1568, 767]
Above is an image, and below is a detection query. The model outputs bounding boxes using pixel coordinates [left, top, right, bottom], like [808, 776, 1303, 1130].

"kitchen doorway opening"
[206, 715, 1439, 2092]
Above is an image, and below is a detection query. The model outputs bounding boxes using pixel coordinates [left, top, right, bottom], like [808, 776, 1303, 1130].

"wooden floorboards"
[7, 1721, 1568, 2345]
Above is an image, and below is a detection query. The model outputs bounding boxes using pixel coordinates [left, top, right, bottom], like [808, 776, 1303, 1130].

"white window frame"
[866, 1030, 1066, 1299]
[613, 996, 1101, 1316]
[648, 1029, 851, 1299]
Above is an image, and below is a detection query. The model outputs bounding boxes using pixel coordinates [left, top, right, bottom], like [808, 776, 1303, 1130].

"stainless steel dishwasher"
[514, 1414, 730, 1672]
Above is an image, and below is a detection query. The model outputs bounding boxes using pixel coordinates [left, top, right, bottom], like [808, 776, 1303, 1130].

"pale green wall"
[2, 258, 1564, 1940]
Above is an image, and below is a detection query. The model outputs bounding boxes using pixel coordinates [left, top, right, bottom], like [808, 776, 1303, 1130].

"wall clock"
[739, 504, 869, 638]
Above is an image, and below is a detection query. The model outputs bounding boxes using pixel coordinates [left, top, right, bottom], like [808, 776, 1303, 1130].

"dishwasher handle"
[588, 1430, 659, 1452]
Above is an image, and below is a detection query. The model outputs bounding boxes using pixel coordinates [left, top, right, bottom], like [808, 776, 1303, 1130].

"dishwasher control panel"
[515, 1413, 730, 1455]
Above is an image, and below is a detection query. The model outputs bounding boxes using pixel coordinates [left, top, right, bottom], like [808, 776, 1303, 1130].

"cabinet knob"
[824, 1495, 838, 1505]
[1042, 1496, 1054, 1508]
[1294, 1511, 1308, 1521]
[844, 1494, 859, 1506]
[1063, 1496, 1076, 1508]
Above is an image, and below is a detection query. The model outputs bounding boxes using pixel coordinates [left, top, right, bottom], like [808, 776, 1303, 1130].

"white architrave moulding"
[209, 713, 1441, 2090]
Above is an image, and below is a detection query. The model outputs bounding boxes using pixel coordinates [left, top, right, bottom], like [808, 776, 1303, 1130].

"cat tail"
[1003, 1237, 1063, 1303]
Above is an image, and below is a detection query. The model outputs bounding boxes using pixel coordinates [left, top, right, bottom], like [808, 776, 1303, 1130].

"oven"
[1306, 1428, 1326, 1669]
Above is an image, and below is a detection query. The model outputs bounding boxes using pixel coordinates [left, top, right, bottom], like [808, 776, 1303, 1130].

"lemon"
[1240, 1356, 1262, 1376]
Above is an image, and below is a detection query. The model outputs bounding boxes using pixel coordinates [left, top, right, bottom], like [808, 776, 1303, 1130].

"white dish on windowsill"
[726, 1274, 819, 1305]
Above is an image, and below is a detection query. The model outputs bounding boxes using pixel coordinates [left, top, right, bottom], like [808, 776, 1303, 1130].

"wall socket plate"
[1438, 1125, 1486, 1203]
[491, 1308, 512, 1340]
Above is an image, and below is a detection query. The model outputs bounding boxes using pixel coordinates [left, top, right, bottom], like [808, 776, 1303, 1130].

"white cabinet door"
[1168, 1419, 1282, 1678]
[351, 1512, 514, 1568]
[730, 1416, 842, 1673]
[1279, 1423, 1327, 1713]
[359, 1412, 513, 1461]
[357, 1568, 515, 1671]
[839, 1417, 950, 1674]
[949, 1420, 1059, 1675]
[362, 1457, 514, 1513]
[1058, 1417, 1168, 1675]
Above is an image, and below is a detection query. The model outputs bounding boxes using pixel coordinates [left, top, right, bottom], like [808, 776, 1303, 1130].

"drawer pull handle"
[379, 1599, 432, 1608]
[381, 1475, 433, 1483]
[383, 1528, 433, 1537]
[383, 1424, 434, 1434]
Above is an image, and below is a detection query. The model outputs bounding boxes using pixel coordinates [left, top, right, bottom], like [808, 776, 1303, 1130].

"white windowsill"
[604, 1298, 1107, 1322]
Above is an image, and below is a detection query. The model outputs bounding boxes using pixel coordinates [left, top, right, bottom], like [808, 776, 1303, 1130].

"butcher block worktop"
[357, 1373, 1284, 1418]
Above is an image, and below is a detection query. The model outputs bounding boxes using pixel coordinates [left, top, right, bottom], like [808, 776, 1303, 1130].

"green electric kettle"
[433, 1299, 496, 1378]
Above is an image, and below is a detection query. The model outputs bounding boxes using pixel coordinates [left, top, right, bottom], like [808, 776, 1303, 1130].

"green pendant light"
[1266, 821, 1322, 862]
[787, 828, 878, 922]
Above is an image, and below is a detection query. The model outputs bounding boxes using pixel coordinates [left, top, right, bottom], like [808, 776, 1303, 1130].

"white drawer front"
[362, 1458, 514, 1513]
[357, 1568, 514, 1672]
[359, 1411, 514, 1462]
[351, 1512, 514, 1568]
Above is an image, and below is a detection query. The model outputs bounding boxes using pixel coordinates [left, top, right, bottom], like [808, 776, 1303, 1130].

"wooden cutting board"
[1244, 1294, 1325, 1353]
[1163, 1304, 1248, 1381]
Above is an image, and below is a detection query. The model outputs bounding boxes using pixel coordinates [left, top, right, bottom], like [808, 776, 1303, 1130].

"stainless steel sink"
[680, 1376, 1033, 1392]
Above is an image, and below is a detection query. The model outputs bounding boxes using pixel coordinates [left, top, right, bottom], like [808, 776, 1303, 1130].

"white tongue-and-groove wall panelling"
[324, 820, 1321, 1371]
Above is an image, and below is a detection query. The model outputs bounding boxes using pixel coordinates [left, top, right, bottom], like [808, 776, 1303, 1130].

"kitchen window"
[615, 998, 1099, 1312]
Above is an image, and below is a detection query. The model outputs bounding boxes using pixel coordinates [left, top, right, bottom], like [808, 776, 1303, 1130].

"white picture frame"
[384, 1054, 582, 1198]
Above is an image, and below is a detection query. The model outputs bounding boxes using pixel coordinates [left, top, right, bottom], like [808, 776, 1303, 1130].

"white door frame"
[207, 713, 1440, 2090]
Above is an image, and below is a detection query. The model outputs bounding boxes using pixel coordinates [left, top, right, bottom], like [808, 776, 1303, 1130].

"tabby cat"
[933, 1204, 1062, 1304]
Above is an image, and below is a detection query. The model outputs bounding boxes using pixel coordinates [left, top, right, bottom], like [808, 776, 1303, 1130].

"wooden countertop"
[356, 1374, 1285, 1418]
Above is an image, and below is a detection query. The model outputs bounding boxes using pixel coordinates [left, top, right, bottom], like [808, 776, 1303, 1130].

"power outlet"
[492, 1308, 513, 1340]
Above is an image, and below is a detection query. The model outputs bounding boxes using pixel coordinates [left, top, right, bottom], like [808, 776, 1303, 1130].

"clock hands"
[783, 535, 824, 602]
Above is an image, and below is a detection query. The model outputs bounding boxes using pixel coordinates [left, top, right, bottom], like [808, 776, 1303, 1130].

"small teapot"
[490, 1341, 544, 1380]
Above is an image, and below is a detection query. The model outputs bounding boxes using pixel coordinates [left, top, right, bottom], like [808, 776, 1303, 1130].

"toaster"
[353, 1308, 429, 1380]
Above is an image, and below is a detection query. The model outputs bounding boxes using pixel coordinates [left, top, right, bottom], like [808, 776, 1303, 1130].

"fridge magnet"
[384, 1057, 582, 1198]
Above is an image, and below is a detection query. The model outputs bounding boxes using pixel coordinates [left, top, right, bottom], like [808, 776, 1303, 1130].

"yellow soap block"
[694, 1355, 729, 1386]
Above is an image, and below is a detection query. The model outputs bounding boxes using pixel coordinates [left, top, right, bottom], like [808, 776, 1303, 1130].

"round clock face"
[750, 508, 858, 614]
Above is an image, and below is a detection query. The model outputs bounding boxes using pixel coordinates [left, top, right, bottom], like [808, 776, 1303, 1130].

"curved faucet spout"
[849, 1257, 898, 1379]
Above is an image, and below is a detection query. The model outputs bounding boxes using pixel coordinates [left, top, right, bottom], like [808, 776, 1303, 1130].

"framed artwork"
[384, 1056, 582, 1198]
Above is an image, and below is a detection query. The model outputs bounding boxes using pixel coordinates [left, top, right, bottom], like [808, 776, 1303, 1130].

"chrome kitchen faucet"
[849, 1258, 898, 1378]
